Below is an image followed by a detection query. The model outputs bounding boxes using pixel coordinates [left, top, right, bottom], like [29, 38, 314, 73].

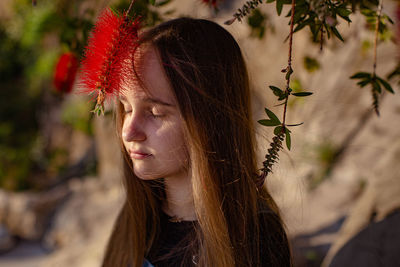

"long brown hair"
[102, 18, 292, 267]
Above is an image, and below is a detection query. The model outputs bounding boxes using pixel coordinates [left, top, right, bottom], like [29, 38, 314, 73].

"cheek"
[121, 122, 129, 150]
[156, 123, 188, 158]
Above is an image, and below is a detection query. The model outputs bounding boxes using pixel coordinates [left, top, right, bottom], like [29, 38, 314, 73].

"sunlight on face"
[120, 45, 189, 181]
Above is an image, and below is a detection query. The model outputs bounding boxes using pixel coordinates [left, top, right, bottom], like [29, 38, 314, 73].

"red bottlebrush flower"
[53, 52, 78, 94]
[79, 8, 141, 115]
[201, 0, 218, 8]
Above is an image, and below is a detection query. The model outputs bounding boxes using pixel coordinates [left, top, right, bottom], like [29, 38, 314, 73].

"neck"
[162, 170, 196, 221]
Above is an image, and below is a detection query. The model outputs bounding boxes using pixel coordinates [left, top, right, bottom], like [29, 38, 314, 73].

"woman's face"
[119, 45, 189, 180]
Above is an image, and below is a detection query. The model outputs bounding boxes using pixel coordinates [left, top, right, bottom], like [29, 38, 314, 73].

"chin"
[133, 171, 159, 180]
[133, 167, 163, 180]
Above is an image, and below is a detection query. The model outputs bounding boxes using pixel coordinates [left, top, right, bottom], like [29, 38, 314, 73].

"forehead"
[119, 45, 175, 103]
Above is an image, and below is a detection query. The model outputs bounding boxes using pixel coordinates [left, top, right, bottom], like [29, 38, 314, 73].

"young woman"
[101, 17, 292, 267]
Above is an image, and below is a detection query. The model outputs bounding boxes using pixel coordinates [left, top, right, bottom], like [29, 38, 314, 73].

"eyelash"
[123, 108, 164, 118]
[148, 110, 163, 118]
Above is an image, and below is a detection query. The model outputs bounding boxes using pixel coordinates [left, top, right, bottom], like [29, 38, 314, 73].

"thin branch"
[373, 0, 383, 76]
[282, 0, 296, 127]
[126, 0, 136, 16]
[320, 22, 324, 52]
[371, 0, 383, 116]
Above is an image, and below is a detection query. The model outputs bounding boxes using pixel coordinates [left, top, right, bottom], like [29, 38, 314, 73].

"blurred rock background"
[0, 0, 399, 266]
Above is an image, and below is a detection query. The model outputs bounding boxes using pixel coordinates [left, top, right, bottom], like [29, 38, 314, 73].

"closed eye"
[123, 107, 132, 114]
[148, 109, 164, 118]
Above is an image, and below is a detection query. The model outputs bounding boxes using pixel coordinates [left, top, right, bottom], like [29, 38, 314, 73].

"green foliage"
[0, 145, 34, 191]
[247, 8, 267, 39]
[308, 140, 339, 189]
[269, 85, 288, 101]
[258, 108, 297, 151]
[112, 0, 174, 27]
[361, 8, 394, 41]
[284, 0, 351, 43]
[0, 0, 174, 191]
[350, 72, 394, 115]
[0, 24, 41, 191]
[288, 79, 306, 107]
[268, 83, 313, 102]
[303, 56, 320, 72]
[285, 127, 291, 150]
[224, 0, 263, 24]
[0, 0, 99, 191]
[387, 63, 400, 85]
[61, 99, 93, 135]
[292, 92, 313, 96]
[361, 39, 372, 54]
[226, 0, 397, 186]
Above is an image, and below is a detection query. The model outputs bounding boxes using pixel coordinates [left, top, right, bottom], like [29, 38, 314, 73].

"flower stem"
[282, 0, 296, 128]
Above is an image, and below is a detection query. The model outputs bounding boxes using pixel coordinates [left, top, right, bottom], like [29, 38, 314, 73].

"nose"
[122, 113, 147, 142]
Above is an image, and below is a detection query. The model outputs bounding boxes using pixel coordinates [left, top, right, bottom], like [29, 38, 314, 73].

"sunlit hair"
[102, 18, 292, 267]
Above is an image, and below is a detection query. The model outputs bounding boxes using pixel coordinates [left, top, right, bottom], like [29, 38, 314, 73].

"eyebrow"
[119, 95, 175, 107]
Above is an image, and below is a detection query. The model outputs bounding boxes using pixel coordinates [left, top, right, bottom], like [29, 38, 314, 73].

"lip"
[128, 150, 152, 160]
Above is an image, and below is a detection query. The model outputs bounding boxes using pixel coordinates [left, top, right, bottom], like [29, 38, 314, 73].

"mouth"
[129, 150, 152, 160]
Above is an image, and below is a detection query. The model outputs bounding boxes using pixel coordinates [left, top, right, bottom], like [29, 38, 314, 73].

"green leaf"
[350, 72, 371, 79]
[258, 120, 281, 126]
[357, 79, 371, 88]
[361, 9, 375, 17]
[149, 0, 156, 5]
[331, 26, 344, 42]
[285, 128, 291, 150]
[292, 5, 308, 23]
[293, 21, 308, 33]
[376, 77, 395, 94]
[286, 122, 304, 127]
[274, 102, 286, 107]
[155, 0, 171, 6]
[387, 65, 400, 80]
[274, 126, 283, 135]
[336, 7, 351, 18]
[310, 22, 322, 40]
[292, 92, 313, 97]
[285, 66, 293, 80]
[304, 56, 320, 72]
[269, 85, 284, 97]
[324, 24, 331, 39]
[276, 0, 284, 16]
[278, 93, 288, 101]
[266, 0, 275, 3]
[372, 80, 382, 93]
[386, 14, 394, 24]
[265, 108, 281, 123]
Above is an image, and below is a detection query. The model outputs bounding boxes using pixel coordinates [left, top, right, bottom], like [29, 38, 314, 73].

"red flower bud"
[53, 52, 78, 94]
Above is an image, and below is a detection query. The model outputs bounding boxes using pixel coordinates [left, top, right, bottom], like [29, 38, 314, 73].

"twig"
[127, 0, 136, 16]
[372, 0, 383, 116]
[282, 0, 296, 128]
[320, 22, 324, 52]
[372, 0, 383, 77]
[257, 0, 296, 188]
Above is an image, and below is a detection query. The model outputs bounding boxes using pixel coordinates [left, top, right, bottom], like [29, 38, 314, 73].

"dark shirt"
[146, 209, 291, 267]
[146, 211, 197, 267]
